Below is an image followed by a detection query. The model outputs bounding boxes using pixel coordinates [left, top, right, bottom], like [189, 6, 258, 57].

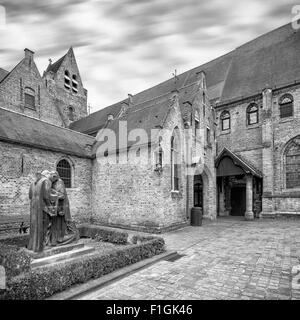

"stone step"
[25, 242, 85, 259]
[31, 246, 95, 268]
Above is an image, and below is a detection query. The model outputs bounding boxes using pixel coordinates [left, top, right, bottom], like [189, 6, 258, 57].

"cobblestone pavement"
[78, 217, 300, 300]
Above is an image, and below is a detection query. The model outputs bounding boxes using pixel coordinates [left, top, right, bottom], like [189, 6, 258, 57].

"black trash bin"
[191, 207, 203, 226]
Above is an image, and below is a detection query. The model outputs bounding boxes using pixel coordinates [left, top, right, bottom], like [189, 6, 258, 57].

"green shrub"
[0, 244, 31, 279]
[0, 234, 29, 248]
[0, 237, 165, 300]
[79, 225, 128, 244]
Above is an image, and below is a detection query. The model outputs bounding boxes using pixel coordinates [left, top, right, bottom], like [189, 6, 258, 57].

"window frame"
[56, 159, 72, 188]
[171, 133, 180, 191]
[247, 103, 259, 125]
[220, 111, 230, 131]
[279, 94, 293, 119]
[24, 92, 35, 109]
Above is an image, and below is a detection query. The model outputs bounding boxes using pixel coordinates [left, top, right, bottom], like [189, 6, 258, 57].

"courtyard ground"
[77, 217, 300, 300]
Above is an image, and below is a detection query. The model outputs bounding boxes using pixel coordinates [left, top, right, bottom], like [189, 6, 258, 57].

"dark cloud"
[0, 0, 295, 109]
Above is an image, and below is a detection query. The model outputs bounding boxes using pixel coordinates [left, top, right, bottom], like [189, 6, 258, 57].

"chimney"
[24, 48, 34, 66]
[108, 114, 114, 121]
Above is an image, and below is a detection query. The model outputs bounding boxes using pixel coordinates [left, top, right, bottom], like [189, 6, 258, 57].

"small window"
[220, 111, 230, 131]
[247, 103, 259, 125]
[64, 70, 71, 90]
[68, 106, 75, 121]
[72, 74, 78, 93]
[56, 159, 72, 188]
[279, 94, 293, 118]
[24, 93, 35, 109]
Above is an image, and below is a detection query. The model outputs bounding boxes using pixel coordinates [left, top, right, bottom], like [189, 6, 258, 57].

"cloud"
[0, 0, 296, 111]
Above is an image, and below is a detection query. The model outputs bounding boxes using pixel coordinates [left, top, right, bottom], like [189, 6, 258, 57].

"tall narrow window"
[206, 127, 211, 145]
[279, 94, 293, 118]
[195, 110, 200, 139]
[72, 74, 78, 93]
[220, 110, 230, 131]
[64, 70, 71, 90]
[247, 103, 258, 125]
[285, 136, 300, 189]
[56, 159, 72, 188]
[171, 131, 180, 191]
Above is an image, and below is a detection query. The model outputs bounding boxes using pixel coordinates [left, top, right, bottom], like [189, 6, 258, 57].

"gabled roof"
[215, 148, 262, 178]
[0, 68, 9, 82]
[46, 54, 66, 73]
[0, 108, 95, 158]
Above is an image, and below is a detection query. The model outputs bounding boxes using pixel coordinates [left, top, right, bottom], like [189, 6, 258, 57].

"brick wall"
[0, 141, 92, 223]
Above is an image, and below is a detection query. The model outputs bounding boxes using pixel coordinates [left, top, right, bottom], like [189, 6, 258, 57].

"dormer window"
[72, 75, 78, 93]
[64, 70, 71, 90]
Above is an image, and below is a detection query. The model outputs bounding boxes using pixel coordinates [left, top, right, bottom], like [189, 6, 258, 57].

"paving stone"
[77, 218, 300, 300]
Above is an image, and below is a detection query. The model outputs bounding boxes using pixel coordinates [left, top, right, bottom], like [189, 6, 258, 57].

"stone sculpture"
[28, 170, 79, 252]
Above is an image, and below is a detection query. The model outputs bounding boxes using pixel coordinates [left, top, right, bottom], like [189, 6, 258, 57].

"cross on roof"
[172, 69, 179, 85]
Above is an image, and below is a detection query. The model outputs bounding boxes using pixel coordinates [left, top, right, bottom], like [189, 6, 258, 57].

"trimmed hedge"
[0, 234, 29, 248]
[79, 225, 128, 244]
[131, 235, 157, 244]
[0, 244, 31, 279]
[0, 237, 165, 300]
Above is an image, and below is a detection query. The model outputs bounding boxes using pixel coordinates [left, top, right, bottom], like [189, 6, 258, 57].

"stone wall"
[215, 84, 300, 217]
[0, 141, 92, 223]
[0, 50, 64, 127]
[43, 48, 88, 127]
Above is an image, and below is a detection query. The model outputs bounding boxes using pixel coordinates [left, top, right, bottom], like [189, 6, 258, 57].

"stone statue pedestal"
[24, 242, 95, 268]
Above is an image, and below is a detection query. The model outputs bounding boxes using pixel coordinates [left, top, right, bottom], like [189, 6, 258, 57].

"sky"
[0, 0, 298, 113]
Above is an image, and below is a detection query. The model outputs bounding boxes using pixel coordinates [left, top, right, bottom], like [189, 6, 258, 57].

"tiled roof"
[0, 108, 95, 158]
[71, 22, 300, 134]
[0, 68, 9, 82]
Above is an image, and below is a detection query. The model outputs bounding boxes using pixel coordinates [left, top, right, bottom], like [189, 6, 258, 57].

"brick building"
[0, 22, 300, 232]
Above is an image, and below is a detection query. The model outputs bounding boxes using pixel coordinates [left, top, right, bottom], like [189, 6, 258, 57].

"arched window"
[72, 74, 78, 93]
[285, 136, 300, 189]
[68, 106, 75, 121]
[247, 103, 259, 125]
[279, 94, 293, 118]
[171, 129, 180, 191]
[56, 159, 72, 188]
[220, 111, 230, 131]
[64, 70, 71, 90]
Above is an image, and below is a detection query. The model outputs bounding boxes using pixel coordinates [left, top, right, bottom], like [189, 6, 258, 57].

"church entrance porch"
[216, 148, 263, 220]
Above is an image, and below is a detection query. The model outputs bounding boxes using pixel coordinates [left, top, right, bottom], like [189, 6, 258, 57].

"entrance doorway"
[194, 175, 203, 208]
[230, 186, 246, 216]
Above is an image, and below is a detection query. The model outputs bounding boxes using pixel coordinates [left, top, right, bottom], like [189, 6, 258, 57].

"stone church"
[0, 22, 300, 233]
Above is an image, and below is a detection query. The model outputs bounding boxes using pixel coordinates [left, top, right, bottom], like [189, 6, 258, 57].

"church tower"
[43, 47, 88, 127]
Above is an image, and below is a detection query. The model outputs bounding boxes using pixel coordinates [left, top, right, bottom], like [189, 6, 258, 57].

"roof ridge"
[0, 107, 95, 142]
